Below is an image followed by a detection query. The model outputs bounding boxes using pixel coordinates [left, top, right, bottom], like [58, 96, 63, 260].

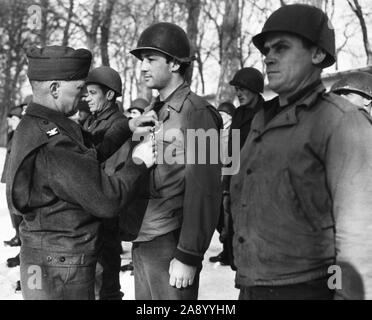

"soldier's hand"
[132, 135, 156, 168]
[129, 111, 158, 135]
[169, 258, 197, 289]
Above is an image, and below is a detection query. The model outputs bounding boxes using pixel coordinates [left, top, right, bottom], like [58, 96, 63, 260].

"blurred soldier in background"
[208, 101, 234, 266]
[2, 105, 24, 250]
[127, 98, 148, 119]
[130, 22, 222, 300]
[211, 68, 264, 267]
[330, 71, 372, 115]
[6, 45, 155, 300]
[83, 66, 153, 300]
[230, 4, 372, 300]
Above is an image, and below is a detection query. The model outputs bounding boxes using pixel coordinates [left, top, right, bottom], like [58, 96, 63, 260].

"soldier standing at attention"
[130, 22, 222, 300]
[230, 4, 372, 299]
[6, 45, 156, 300]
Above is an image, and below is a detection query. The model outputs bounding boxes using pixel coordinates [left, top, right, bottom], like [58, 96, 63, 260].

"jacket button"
[238, 236, 245, 243]
[246, 169, 252, 175]
[59, 257, 65, 263]
[46, 256, 52, 262]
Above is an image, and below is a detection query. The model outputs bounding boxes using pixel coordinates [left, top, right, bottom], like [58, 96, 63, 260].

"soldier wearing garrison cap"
[230, 4, 372, 300]
[5, 45, 156, 300]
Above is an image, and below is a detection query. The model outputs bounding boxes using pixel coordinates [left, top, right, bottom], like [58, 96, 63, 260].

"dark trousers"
[132, 229, 200, 300]
[97, 217, 123, 300]
[10, 212, 22, 235]
[239, 277, 334, 300]
[20, 247, 96, 300]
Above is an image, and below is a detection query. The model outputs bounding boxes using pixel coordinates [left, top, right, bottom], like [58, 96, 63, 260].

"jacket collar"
[252, 81, 326, 139]
[149, 82, 191, 114]
[92, 103, 119, 121]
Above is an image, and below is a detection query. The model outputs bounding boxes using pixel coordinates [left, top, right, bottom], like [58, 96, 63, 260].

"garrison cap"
[27, 45, 92, 81]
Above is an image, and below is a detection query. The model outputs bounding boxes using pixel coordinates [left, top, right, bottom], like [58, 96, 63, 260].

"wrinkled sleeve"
[174, 107, 222, 266]
[96, 117, 131, 162]
[326, 110, 372, 300]
[47, 137, 148, 218]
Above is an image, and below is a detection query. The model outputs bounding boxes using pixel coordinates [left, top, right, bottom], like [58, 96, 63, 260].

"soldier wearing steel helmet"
[130, 22, 222, 300]
[210, 67, 264, 267]
[230, 4, 372, 300]
[330, 71, 372, 115]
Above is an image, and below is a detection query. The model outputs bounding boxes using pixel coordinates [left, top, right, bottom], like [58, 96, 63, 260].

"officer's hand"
[129, 111, 158, 135]
[132, 135, 156, 168]
[169, 258, 197, 289]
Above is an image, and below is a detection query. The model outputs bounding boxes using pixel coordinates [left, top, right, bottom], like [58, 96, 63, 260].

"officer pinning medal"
[1, 2, 372, 303]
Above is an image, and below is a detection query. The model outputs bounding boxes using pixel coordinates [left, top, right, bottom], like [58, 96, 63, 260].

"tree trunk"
[100, 0, 116, 66]
[216, 0, 240, 105]
[86, 0, 101, 63]
[185, 0, 201, 85]
[39, 0, 49, 46]
[62, 0, 74, 47]
[348, 0, 372, 65]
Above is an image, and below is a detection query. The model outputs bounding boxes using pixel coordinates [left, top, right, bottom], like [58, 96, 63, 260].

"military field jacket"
[6, 103, 148, 254]
[231, 83, 372, 299]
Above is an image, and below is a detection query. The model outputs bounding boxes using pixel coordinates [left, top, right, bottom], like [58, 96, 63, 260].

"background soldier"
[83, 66, 132, 300]
[330, 71, 372, 115]
[230, 4, 372, 300]
[130, 22, 222, 300]
[6, 45, 155, 300]
[211, 68, 264, 267]
[127, 98, 148, 119]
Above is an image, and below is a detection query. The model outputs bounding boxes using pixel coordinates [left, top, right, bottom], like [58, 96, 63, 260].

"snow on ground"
[0, 147, 238, 300]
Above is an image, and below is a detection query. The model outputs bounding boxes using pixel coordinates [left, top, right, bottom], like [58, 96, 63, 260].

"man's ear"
[169, 60, 181, 73]
[106, 90, 115, 101]
[311, 47, 327, 65]
[50, 81, 60, 99]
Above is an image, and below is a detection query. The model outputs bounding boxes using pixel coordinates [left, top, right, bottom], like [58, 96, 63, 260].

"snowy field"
[0, 147, 238, 300]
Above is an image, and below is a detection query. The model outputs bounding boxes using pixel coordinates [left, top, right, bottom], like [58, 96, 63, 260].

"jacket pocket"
[285, 168, 334, 232]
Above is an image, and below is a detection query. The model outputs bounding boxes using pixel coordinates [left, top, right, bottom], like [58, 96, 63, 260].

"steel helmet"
[331, 72, 372, 99]
[86, 66, 122, 97]
[217, 102, 235, 116]
[130, 22, 194, 63]
[128, 98, 149, 113]
[229, 67, 264, 93]
[253, 4, 336, 68]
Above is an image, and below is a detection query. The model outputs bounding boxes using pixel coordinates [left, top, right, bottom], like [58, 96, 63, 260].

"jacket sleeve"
[96, 117, 132, 162]
[46, 136, 149, 218]
[326, 110, 372, 300]
[174, 106, 222, 266]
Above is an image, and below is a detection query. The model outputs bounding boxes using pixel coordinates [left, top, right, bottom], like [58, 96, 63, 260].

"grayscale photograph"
[0, 0, 371, 306]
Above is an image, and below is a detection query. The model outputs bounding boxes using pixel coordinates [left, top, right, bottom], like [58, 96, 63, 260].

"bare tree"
[347, 0, 372, 65]
[62, 0, 74, 46]
[183, 0, 201, 84]
[215, 0, 240, 105]
[100, 0, 117, 66]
